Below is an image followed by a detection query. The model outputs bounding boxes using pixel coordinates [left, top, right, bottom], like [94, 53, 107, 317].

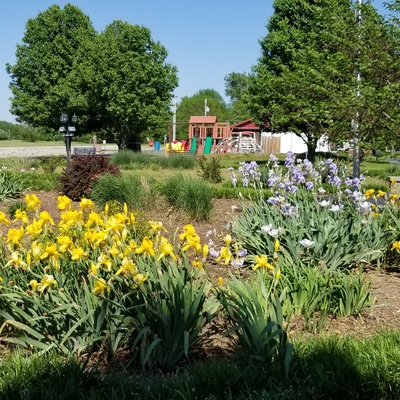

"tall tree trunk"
[306, 142, 316, 163]
[125, 132, 142, 152]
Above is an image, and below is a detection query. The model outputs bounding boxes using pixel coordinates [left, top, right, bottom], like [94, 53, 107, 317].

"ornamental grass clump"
[0, 194, 216, 371]
[90, 173, 157, 211]
[160, 173, 213, 221]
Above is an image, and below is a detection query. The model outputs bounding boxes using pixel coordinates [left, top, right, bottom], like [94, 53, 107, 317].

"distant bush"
[38, 156, 65, 174]
[197, 156, 222, 183]
[58, 155, 120, 200]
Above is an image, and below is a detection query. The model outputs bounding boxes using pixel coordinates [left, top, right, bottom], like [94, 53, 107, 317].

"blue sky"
[0, 0, 387, 123]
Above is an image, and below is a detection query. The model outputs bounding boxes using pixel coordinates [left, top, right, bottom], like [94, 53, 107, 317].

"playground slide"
[190, 137, 197, 154]
[203, 136, 212, 155]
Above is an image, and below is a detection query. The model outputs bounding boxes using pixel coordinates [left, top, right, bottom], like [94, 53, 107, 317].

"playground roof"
[189, 116, 217, 124]
[230, 119, 260, 131]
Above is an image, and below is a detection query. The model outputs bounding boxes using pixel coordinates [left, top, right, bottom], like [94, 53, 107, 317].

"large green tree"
[6, 4, 96, 130]
[359, 0, 400, 147]
[247, 0, 399, 161]
[224, 72, 251, 122]
[246, 0, 360, 161]
[73, 20, 178, 150]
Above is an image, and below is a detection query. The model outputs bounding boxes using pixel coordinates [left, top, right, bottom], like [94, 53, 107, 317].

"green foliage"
[0, 171, 25, 201]
[224, 72, 252, 122]
[216, 272, 292, 375]
[111, 150, 196, 169]
[160, 174, 214, 221]
[2, 330, 400, 399]
[133, 258, 215, 372]
[90, 173, 157, 210]
[38, 156, 65, 174]
[73, 19, 178, 148]
[197, 156, 223, 183]
[7, 200, 27, 219]
[247, 0, 397, 159]
[58, 155, 120, 200]
[277, 259, 371, 331]
[6, 4, 96, 129]
[233, 187, 388, 271]
[360, 183, 389, 193]
[20, 172, 59, 191]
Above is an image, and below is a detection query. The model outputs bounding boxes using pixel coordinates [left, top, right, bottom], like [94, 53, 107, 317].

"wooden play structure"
[166, 116, 264, 155]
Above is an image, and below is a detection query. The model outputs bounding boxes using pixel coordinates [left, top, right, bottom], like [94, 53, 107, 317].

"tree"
[224, 72, 252, 122]
[247, 0, 399, 161]
[358, 0, 400, 147]
[74, 20, 178, 150]
[247, 0, 361, 161]
[6, 4, 96, 130]
[175, 89, 231, 140]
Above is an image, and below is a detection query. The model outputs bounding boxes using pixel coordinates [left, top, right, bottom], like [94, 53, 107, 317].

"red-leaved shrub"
[58, 155, 120, 200]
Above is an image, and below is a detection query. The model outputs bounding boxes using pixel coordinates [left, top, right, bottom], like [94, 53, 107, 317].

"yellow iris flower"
[71, 247, 87, 261]
[57, 195, 72, 211]
[158, 237, 177, 261]
[92, 278, 109, 295]
[40, 242, 59, 260]
[5, 251, 27, 269]
[13, 209, 29, 225]
[0, 211, 10, 226]
[365, 189, 375, 199]
[135, 237, 155, 257]
[7, 227, 25, 247]
[116, 257, 137, 276]
[26, 219, 44, 237]
[25, 194, 42, 212]
[253, 255, 274, 271]
[391, 241, 400, 251]
[216, 247, 233, 265]
[79, 198, 94, 210]
[57, 235, 72, 253]
[133, 273, 147, 285]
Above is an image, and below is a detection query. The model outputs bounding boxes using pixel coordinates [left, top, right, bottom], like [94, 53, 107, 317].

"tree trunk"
[125, 132, 142, 152]
[306, 142, 316, 163]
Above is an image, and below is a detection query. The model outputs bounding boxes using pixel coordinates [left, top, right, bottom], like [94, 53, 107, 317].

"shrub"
[197, 156, 222, 183]
[160, 174, 213, 221]
[38, 156, 65, 174]
[58, 155, 120, 200]
[21, 172, 59, 191]
[91, 173, 157, 211]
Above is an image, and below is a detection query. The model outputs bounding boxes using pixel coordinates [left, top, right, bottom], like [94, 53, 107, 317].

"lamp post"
[59, 112, 77, 166]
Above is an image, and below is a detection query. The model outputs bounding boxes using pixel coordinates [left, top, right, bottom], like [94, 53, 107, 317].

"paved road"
[0, 144, 166, 158]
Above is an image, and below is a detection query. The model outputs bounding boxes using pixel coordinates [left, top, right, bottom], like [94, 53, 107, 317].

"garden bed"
[2, 189, 399, 341]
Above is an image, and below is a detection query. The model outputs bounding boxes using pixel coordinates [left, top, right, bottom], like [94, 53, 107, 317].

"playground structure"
[166, 117, 264, 155]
